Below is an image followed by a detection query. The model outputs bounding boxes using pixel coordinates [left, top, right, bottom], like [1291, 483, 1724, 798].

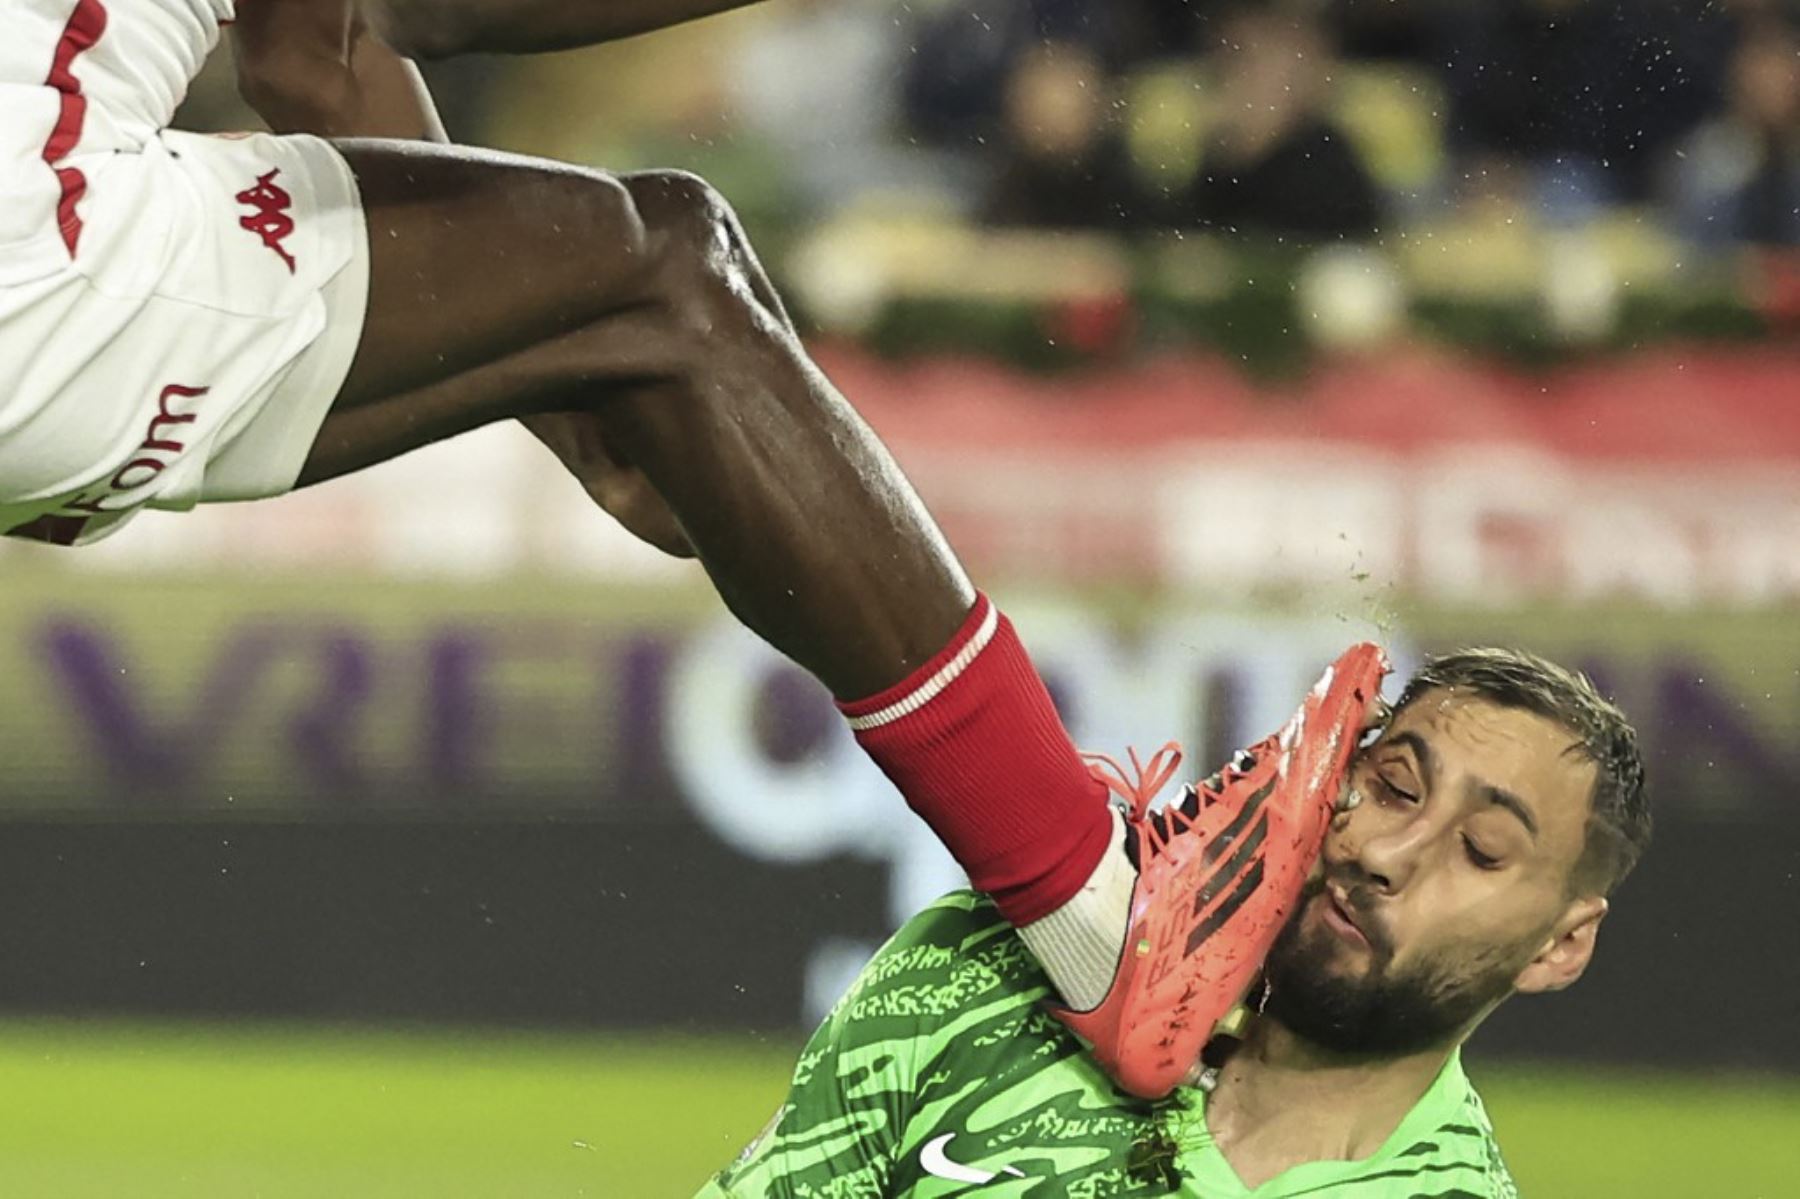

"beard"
[1260, 877, 1541, 1059]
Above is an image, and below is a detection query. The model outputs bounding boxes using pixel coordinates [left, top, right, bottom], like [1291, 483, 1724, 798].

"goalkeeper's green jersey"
[697, 892, 1519, 1199]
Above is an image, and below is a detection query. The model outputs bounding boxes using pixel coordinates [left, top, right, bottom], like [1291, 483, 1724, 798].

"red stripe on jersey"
[41, 0, 110, 256]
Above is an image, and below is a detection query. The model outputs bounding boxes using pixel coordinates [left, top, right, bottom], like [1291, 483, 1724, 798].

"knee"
[623, 169, 739, 256]
[621, 169, 767, 324]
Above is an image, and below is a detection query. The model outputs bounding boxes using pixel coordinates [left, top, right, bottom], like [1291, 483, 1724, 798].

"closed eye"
[1463, 837, 1501, 870]
[1374, 773, 1418, 805]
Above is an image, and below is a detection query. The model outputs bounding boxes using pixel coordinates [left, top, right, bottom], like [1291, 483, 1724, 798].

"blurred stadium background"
[3, 0, 1799, 1194]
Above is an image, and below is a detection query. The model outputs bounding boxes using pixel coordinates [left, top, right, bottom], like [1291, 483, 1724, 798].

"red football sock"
[836, 593, 1114, 926]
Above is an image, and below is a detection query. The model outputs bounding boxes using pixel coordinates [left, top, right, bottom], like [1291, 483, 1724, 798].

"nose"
[1338, 803, 1434, 896]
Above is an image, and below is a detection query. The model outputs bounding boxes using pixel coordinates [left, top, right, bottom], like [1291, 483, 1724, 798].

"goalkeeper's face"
[1262, 690, 1610, 1058]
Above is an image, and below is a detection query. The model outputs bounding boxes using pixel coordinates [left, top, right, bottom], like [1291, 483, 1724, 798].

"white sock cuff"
[1017, 806, 1137, 1013]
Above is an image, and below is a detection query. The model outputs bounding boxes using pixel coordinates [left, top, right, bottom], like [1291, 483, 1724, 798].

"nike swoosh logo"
[919, 1133, 1027, 1184]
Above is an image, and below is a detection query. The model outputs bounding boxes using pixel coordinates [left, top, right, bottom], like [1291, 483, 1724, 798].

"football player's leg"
[246, 18, 1387, 1100]
[302, 151, 1117, 937]
[284, 158, 1393, 1096]
[236, 22, 1111, 1001]
[311, 149, 971, 696]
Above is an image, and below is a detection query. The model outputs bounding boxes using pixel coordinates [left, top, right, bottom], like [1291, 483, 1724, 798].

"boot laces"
[1086, 740, 1268, 859]
[1083, 741, 1184, 820]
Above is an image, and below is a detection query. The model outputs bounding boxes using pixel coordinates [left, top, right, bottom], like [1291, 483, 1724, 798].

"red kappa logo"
[236, 168, 297, 273]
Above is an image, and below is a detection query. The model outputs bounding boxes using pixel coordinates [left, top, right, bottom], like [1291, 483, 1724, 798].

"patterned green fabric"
[698, 892, 1518, 1198]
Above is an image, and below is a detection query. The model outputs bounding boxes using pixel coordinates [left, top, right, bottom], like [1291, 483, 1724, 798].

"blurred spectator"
[902, 0, 1210, 148]
[1172, 5, 1383, 241]
[931, 1, 1384, 237]
[904, 0, 1111, 149]
[727, 0, 952, 216]
[980, 42, 1156, 228]
[1435, 0, 1733, 218]
[1665, 13, 1800, 248]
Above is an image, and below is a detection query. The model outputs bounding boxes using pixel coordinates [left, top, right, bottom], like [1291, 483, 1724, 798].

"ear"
[1513, 897, 1607, 995]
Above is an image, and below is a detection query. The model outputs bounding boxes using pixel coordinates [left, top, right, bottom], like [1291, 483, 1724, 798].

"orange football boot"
[1052, 642, 1391, 1100]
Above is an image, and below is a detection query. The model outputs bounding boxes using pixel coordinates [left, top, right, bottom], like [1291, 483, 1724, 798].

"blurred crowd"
[889, 0, 1800, 244]
[182, 0, 1800, 256]
[743, 0, 1800, 249]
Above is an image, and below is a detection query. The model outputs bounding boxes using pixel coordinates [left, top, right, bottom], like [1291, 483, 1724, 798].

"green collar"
[1172, 1049, 1473, 1196]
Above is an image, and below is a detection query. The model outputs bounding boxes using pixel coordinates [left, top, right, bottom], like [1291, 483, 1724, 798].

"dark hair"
[1394, 648, 1650, 897]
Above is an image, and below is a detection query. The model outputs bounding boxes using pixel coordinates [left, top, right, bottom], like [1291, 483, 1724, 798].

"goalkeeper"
[702, 648, 1646, 1197]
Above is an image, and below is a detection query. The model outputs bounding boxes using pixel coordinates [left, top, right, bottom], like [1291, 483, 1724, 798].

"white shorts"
[0, 124, 370, 546]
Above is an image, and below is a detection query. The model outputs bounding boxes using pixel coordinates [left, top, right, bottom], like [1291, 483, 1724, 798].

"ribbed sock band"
[838, 593, 1115, 926]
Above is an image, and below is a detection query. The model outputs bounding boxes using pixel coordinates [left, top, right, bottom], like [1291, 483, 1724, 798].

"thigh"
[329, 140, 668, 411]
[303, 147, 795, 484]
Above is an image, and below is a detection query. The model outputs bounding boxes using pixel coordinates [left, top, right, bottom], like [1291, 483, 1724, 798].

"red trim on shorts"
[41, 0, 110, 257]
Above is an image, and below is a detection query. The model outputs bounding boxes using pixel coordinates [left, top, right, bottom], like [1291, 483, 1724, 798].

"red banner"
[820, 344, 1800, 606]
